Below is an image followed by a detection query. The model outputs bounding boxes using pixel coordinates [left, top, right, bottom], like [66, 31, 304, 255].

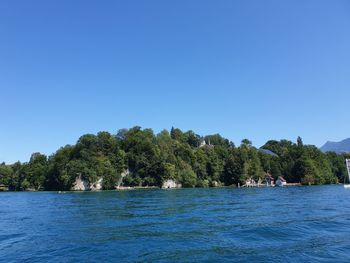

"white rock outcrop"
[91, 177, 103, 191]
[116, 169, 130, 189]
[162, 179, 182, 189]
[72, 175, 89, 191]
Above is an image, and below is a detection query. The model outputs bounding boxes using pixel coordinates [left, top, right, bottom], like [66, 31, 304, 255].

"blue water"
[1, 186, 350, 262]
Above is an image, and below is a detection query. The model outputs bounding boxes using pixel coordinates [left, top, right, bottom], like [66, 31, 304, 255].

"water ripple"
[1, 186, 350, 262]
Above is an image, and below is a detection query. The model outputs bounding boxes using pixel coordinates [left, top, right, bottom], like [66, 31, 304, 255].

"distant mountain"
[320, 138, 350, 153]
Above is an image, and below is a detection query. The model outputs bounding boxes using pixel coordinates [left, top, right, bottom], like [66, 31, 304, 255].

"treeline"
[0, 127, 349, 191]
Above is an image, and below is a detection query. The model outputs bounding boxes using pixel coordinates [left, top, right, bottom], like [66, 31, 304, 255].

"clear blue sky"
[1, 0, 350, 163]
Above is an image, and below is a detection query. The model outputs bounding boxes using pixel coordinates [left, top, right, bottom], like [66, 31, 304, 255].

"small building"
[199, 139, 206, 148]
[244, 178, 257, 187]
[199, 139, 214, 149]
[276, 176, 287, 187]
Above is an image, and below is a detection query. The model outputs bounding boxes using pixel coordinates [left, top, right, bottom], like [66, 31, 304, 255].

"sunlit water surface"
[1, 186, 350, 262]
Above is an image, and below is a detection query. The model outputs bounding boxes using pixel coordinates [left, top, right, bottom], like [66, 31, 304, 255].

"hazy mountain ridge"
[320, 138, 350, 153]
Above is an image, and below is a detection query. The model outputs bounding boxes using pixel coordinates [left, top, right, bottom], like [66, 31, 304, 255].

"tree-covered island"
[0, 127, 349, 191]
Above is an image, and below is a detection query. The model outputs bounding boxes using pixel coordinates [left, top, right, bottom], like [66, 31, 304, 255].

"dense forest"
[0, 127, 349, 191]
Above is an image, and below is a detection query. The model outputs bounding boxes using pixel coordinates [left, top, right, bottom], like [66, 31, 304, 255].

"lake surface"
[1, 186, 350, 262]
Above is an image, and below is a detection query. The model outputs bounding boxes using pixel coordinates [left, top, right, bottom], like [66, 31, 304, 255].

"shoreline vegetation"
[0, 126, 349, 192]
